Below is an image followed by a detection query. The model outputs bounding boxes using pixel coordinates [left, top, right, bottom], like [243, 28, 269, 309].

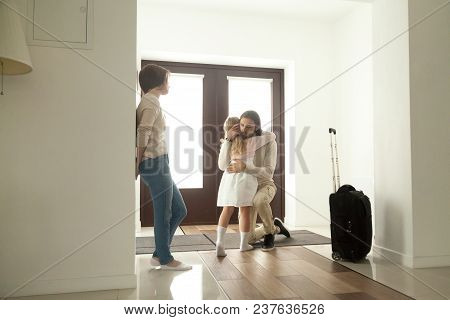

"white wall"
[137, 1, 371, 228]
[290, 4, 374, 228]
[408, 0, 450, 267]
[372, 0, 414, 266]
[332, 5, 374, 201]
[0, 0, 137, 297]
[372, 0, 450, 268]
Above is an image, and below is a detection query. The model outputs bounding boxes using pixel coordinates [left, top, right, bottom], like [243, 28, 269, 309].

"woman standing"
[136, 64, 191, 271]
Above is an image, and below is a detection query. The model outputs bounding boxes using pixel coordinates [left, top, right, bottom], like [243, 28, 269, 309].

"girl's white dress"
[216, 132, 275, 207]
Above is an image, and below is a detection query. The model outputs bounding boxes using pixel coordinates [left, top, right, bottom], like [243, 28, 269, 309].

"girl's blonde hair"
[223, 117, 246, 155]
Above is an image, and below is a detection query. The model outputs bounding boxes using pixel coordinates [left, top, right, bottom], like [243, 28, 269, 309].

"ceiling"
[142, 0, 372, 22]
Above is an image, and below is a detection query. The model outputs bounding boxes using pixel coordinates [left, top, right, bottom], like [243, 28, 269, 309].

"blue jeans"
[139, 154, 187, 265]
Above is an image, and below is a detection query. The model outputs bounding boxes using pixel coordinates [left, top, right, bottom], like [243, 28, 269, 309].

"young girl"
[216, 117, 275, 257]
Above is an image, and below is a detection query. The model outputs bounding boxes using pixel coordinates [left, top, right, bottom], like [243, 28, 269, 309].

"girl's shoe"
[216, 245, 227, 257]
[240, 232, 254, 252]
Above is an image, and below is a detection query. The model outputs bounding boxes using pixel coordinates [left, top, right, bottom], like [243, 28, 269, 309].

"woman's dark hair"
[139, 64, 170, 94]
[240, 110, 262, 136]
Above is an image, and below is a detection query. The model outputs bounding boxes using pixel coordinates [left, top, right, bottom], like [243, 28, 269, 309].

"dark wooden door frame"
[140, 60, 285, 226]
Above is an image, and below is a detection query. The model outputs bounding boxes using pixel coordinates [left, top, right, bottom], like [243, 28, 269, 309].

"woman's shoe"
[160, 260, 192, 271]
[149, 257, 161, 269]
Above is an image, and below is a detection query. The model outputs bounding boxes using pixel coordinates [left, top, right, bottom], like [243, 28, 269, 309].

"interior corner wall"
[408, 0, 450, 268]
[372, 0, 414, 266]
[0, 0, 137, 297]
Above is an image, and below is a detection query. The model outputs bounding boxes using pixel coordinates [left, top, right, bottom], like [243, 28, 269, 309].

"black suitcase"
[328, 128, 372, 262]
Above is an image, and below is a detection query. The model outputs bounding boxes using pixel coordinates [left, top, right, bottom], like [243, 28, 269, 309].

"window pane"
[160, 73, 203, 189]
[228, 77, 273, 130]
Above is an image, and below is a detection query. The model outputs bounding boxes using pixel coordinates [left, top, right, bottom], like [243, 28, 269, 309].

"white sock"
[240, 232, 254, 252]
[216, 226, 227, 257]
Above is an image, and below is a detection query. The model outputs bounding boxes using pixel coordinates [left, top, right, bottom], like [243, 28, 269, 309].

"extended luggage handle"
[329, 128, 341, 193]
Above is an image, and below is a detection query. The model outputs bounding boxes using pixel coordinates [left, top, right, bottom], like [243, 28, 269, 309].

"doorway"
[140, 61, 284, 226]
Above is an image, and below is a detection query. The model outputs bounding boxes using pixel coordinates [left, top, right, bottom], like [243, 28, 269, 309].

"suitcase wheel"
[332, 252, 342, 261]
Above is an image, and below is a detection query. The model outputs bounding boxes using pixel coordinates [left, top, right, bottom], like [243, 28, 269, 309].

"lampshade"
[0, 1, 33, 75]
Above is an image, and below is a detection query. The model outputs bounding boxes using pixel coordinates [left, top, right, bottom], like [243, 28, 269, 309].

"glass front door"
[140, 61, 284, 226]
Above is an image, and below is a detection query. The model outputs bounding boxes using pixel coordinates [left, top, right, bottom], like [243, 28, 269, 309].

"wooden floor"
[181, 225, 412, 299]
[199, 245, 412, 300]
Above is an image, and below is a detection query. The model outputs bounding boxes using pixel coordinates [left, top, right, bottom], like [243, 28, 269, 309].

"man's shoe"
[274, 218, 291, 238]
[261, 233, 275, 251]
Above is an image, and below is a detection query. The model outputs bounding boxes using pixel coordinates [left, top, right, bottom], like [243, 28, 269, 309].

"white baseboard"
[373, 244, 414, 268]
[10, 273, 137, 298]
[374, 244, 450, 268]
[412, 254, 450, 268]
